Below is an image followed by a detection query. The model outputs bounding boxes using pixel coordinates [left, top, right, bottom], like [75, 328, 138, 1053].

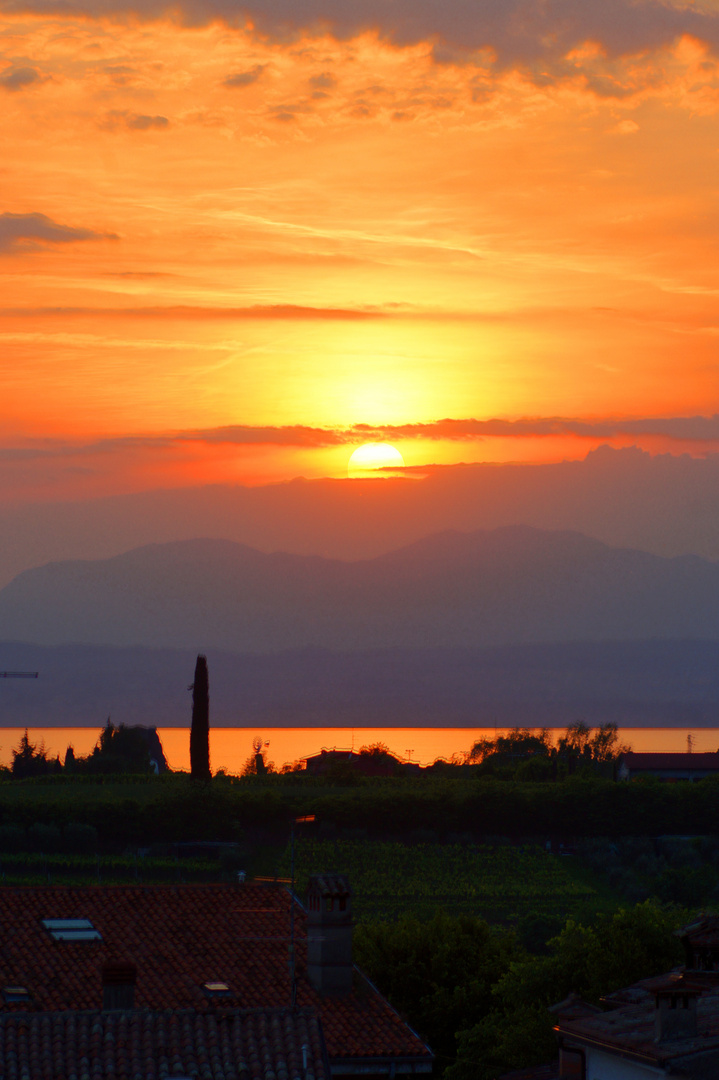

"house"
[553, 917, 719, 1079]
[617, 751, 719, 782]
[304, 750, 357, 775]
[0, 875, 432, 1078]
[303, 749, 421, 777]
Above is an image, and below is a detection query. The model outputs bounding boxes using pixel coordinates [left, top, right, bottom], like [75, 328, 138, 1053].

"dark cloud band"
[0, 0, 717, 65]
[4, 415, 719, 462]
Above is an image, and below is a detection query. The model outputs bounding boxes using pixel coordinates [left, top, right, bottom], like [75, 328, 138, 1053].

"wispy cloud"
[0, 303, 388, 320]
[0, 212, 115, 253]
[103, 110, 169, 131]
[224, 64, 266, 88]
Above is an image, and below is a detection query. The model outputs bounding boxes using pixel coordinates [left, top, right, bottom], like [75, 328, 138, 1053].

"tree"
[467, 729, 552, 774]
[190, 654, 211, 780]
[445, 901, 687, 1080]
[556, 721, 629, 776]
[11, 730, 58, 778]
[354, 911, 520, 1074]
[83, 719, 153, 774]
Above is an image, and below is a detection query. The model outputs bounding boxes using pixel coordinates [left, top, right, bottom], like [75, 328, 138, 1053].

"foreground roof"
[557, 991, 719, 1077]
[620, 752, 719, 771]
[0, 884, 431, 1070]
[0, 1007, 327, 1080]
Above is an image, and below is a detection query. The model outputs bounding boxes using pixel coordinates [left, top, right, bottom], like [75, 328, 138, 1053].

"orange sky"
[2, 2, 719, 496]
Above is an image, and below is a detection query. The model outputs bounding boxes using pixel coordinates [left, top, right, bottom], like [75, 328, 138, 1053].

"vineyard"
[277, 838, 597, 924]
[0, 852, 222, 886]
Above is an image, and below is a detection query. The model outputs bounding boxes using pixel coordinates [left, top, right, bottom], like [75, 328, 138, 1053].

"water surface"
[0, 726, 715, 772]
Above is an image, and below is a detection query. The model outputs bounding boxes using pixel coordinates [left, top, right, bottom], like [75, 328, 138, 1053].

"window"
[41, 918, 102, 942]
[559, 1047, 585, 1080]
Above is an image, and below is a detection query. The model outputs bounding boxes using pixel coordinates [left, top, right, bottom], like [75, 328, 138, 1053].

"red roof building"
[0, 1006, 328, 1080]
[0, 880, 432, 1079]
[553, 919, 719, 1078]
[617, 752, 719, 782]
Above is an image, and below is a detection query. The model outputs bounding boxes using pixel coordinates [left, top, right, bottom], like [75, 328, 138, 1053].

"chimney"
[679, 915, 719, 973]
[102, 961, 137, 1010]
[306, 874, 352, 997]
[651, 975, 699, 1042]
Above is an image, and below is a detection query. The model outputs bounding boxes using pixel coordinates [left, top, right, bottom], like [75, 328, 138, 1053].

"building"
[617, 752, 719, 782]
[554, 917, 719, 1079]
[0, 876, 432, 1078]
[303, 749, 421, 777]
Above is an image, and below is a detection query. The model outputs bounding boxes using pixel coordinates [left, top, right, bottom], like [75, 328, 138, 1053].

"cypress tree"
[190, 654, 211, 779]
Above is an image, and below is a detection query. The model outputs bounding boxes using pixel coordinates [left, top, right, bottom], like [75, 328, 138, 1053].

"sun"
[347, 442, 405, 478]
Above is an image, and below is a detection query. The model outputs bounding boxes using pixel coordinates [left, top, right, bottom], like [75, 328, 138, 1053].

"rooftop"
[0, 1006, 327, 1080]
[0, 884, 431, 1069]
[557, 990, 719, 1071]
[620, 752, 719, 770]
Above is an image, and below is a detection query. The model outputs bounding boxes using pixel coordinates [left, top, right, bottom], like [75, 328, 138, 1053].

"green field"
[277, 838, 596, 924]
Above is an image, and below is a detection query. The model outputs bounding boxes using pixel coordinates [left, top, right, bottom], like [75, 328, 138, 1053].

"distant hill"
[2, 639, 719, 729]
[6, 446, 719, 591]
[2, 526, 719, 652]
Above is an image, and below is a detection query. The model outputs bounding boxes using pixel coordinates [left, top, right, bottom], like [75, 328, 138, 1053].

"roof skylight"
[41, 918, 102, 942]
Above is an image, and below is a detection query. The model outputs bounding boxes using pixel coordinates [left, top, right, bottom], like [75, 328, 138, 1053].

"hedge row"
[0, 775, 717, 846]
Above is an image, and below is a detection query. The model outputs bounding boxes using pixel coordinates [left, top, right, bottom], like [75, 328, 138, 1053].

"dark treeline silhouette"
[1, 771, 719, 847]
[10, 722, 162, 778]
[461, 721, 629, 780]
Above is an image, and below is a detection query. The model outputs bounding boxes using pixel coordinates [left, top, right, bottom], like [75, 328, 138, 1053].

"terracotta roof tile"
[0, 884, 431, 1068]
[0, 1007, 326, 1080]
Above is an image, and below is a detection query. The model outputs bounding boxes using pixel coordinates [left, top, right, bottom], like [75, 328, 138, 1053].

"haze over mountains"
[4, 447, 719, 728]
[2, 640, 719, 729]
[2, 526, 719, 652]
[3, 446, 719, 590]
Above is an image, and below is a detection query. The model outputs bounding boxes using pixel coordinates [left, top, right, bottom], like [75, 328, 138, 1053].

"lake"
[0, 726, 716, 772]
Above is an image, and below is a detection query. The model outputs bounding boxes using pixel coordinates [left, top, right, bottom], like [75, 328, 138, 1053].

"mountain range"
[2, 525, 719, 652]
[4, 445, 719, 591]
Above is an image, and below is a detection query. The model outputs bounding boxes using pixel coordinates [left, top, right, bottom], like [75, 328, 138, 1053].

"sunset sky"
[3, 0, 719, 500]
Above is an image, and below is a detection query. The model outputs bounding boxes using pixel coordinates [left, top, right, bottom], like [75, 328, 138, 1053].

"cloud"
[0, 303, 387, 319]
[360, 415, 719, 442]
[611, 119, 640, 134]
[2, 0, 719, 68]
[224, 64, 266, 87]
[0, 212, 115, 253]
[309, 71, 336, 89]
[8, 414, 719, 461]
[0, 66, 41, 92]
[103, 111, 169, 130]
